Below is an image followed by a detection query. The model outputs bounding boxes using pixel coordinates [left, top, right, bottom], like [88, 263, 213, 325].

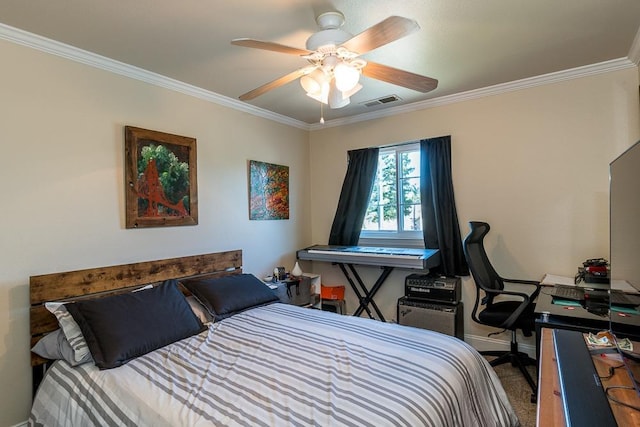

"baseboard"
[9, 421, 28, 427]
[465, 333, 536, 359]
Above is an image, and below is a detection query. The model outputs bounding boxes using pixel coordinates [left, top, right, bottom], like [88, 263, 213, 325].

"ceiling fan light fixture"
[306, 91, 328, 105]
[343, 83, 363, 98]
[333, 62, 360, 92]
[300, 68, 325, 93]
[306, 80, 330, 104]
[300, 75, 319, 94]
[328, 81, 350, 109]
[306, 91, 321, 102]
[301, 68, 331, 103]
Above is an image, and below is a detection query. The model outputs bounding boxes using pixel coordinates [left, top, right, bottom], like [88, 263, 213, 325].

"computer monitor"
[609, 139, 640, 398]
[610, 140, 640, 295]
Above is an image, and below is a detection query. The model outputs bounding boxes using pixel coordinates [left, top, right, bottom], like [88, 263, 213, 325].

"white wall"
[0, 39, 310, 426]
[1, 31, 639, 427]
[307, 67, 640, 348]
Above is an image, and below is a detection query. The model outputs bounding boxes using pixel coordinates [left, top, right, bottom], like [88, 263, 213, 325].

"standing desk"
[297, 245, 440, 321]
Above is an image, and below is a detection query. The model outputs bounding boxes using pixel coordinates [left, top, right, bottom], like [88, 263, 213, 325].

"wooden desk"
[537, 328, 640, 426]
[536, 328, 564, 425]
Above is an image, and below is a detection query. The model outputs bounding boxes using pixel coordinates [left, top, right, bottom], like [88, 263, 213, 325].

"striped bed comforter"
[30, 303, 519, 427]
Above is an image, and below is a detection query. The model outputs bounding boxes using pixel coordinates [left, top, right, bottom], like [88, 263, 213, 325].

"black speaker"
[397, 297, 464, 340]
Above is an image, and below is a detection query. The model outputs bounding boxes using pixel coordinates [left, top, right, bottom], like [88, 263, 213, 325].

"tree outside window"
[362, 143, 421, 237]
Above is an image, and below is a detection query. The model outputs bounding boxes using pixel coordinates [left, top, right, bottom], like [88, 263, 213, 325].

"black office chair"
[463, 221, 541, 396]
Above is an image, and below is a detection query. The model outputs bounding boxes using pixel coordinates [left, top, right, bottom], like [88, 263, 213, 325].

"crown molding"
[628, 25, 640, 65]
[0, 23, 310, 130]
[1, 22, 637, 133]
[312, 57, 637, 130]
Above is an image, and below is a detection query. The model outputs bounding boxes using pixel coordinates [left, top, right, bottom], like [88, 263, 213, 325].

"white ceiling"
[0, 0, 639, 127]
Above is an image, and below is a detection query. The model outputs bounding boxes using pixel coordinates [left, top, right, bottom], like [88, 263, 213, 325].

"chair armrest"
[503, 278, 542, 302]
[483, 288, 535, 329]
[484, 288, 532, 300]
[502, 278, 540, 286]
[482, 288, 532, 307]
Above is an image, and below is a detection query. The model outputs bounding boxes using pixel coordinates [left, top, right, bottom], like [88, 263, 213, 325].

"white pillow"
[186, 296, 213, 324]
[45, 302, 91, 364]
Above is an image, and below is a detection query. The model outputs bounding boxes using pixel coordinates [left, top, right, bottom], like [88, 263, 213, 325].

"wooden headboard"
[29, 250, 242, 368]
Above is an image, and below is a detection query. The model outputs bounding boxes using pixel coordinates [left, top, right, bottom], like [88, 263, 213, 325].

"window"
[360, 143, 422, 244]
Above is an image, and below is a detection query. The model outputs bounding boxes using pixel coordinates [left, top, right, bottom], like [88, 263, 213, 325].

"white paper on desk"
[540, 273, 576, 286]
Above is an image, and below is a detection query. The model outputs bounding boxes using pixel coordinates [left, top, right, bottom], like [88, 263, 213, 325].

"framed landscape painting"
[125, 126, 198, 228]
[249, 160, 289, 220]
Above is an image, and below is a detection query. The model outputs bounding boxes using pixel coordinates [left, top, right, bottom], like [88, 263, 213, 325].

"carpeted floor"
[489, 358, 538, 427]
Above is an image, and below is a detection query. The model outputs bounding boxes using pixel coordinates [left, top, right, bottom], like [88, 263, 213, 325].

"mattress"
[30, 303, 519, 426]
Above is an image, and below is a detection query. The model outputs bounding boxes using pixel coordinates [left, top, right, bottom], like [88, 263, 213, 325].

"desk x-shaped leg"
[337, 263, 394, 322]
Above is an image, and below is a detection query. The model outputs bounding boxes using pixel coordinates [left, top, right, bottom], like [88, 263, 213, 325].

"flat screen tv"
[609, 139, 640, 400]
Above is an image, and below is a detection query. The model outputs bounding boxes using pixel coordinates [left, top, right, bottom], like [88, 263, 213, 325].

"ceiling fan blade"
[340, 16, 419, 55]
[231, 38, 312, 56]
[362, 61, 438, 93]
[238, 68, 311, 101]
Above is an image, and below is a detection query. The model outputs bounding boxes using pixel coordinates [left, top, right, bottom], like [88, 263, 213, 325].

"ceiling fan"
[231, 11, 438, 110]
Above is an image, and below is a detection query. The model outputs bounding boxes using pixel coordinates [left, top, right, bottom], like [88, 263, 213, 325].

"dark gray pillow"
[182, 274, 279, 321]
[67, 279, 205, 369]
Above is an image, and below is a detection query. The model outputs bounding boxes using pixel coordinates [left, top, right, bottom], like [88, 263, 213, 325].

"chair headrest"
[466, 221, 490, 244]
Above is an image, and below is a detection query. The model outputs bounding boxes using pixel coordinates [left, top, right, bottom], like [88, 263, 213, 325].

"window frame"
[359, 142, 424, 247]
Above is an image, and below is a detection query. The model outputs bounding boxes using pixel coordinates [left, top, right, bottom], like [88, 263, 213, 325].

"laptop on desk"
[549, 285, 640, 307]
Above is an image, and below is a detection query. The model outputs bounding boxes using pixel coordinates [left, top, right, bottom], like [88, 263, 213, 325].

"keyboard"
[610, 290, 640, 306]
[550, 286, 583, 301]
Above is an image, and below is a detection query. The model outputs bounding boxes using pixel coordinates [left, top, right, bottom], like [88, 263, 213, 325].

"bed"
[29, 250, 519, 427]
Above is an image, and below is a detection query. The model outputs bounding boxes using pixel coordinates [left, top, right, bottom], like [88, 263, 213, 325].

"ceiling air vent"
[362, 94, 402, 107]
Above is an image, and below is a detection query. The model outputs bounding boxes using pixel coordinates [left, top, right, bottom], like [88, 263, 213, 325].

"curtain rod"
[380, 134, 451, 149]
[349, 140, 417, 154]
[350, 135, 451, 153]
[379, 140, 419, 149]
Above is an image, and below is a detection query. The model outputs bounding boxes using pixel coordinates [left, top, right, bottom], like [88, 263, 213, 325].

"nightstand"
[264, 274, 321, 309]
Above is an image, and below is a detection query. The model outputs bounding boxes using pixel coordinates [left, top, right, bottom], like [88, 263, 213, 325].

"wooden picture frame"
[125, 126, 198, 228]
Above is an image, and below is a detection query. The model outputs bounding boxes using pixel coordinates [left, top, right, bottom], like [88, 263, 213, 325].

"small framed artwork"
[125, 126, 198, 228]
[249, 160, 289, 220]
